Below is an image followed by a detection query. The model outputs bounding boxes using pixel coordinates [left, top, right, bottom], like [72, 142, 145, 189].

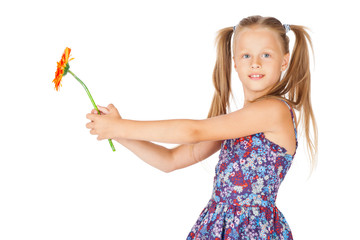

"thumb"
[107, 104, 120, 115]
[97, 105, 110, 114]
[107, 104, 117, 111]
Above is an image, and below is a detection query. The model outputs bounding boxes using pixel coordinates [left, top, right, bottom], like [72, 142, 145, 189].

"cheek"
[269, 69, 283, 83]
[269, 59, 283, 71]
[234, 61, 247, 73]
[235, 70, 248, 83]
[234, 68, 246, 80]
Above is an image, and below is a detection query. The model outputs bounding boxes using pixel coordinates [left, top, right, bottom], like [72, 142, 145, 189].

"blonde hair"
[207, 15, 318, 177]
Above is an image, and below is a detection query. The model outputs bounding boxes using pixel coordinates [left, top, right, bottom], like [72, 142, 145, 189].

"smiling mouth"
[249, 74, 264, 80]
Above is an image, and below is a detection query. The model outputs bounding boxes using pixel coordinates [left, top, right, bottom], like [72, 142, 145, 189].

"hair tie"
[233, 25, 236, 31]
[283, 24, 291, 33]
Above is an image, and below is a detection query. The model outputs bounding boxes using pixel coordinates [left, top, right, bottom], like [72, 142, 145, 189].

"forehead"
[234, 26, 283, 52]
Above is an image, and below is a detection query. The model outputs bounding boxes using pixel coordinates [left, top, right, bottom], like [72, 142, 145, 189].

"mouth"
[248, 74, 265, 80]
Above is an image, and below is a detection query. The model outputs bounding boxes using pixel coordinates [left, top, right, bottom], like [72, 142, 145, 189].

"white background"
[0, 0, 359, 239]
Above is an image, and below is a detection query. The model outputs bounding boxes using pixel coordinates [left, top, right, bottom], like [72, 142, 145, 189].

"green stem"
[68, 69, 116, 152]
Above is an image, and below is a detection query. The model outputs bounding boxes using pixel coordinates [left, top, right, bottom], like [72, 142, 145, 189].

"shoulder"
[244, 98, 293, 135]
[249, 98, 294, 131]
[192, 98, 291, 142]
[245, 98, 290, 119]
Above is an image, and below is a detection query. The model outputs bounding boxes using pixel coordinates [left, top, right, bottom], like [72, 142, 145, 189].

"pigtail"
[207, 27, 234, 118]
[287, 25, 318, 178]
[256, 24, 318, 177]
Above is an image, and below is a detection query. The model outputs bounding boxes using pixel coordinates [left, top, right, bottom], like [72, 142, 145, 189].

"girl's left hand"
[86, 104, 122, 140]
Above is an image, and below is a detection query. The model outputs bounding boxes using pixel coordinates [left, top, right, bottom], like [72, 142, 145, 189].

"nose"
[251, 57, 261, 69]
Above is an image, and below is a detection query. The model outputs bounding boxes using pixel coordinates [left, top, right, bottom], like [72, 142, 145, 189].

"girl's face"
[233, 26, 290, 105]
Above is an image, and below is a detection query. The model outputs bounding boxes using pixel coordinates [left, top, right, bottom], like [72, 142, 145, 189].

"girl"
[86, 15, 318, 239]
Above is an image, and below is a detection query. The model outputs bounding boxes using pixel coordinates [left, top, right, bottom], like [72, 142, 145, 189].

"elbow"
[149, 163, 174, 174]
[161, 149, 178, 173]
[160, 164, 175, 173]
[162, 168, 173, 173]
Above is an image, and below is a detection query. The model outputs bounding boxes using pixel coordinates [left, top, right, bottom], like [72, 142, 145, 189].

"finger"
[97, 105, 110, 114]
[86, 113, 97, 121]
[90, 129, 97, 135]
[91, 109, 98, 114]
[107, 104, 116, 111]
[86, 122, 94, 129]
[107, 104, 120, 115]
[97, 135, 106, 141]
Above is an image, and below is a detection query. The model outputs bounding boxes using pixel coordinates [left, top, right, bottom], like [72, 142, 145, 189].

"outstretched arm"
[86, 99, 285, 144]
[115, 138, 221, 172]
[86, 105, 222, 172]
[86, 104, 198, 144]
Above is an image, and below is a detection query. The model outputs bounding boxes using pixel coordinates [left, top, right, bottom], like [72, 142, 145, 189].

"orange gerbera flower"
[52, 47, 74, 91]
[51, 47, 116, 151]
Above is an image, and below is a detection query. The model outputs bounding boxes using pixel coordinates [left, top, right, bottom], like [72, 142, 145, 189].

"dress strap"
[280, 100, 298, 149]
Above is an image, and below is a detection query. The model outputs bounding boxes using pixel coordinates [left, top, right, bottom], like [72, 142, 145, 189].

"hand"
[86, 104, 122, 141]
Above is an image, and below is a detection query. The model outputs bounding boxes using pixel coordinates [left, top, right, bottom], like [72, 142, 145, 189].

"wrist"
[113, 118, 125, 139]
[113, 137, 126, 144]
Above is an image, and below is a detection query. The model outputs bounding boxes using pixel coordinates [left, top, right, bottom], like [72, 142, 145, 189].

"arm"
[115, 138, 222, 173]
[86, 105, 222, 172]
[86, 99, 285, 144]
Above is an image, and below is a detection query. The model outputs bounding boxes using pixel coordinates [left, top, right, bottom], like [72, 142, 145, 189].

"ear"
[281, 53, 290, 71]
[233, 56, 237, 69]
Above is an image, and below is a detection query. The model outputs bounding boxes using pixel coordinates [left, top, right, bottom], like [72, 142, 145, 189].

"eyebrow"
[240, 48, 276, 52]
[263, 49, 276, 52]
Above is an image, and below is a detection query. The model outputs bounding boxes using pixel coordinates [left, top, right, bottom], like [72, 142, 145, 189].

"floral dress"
[187, 100, 297, 240]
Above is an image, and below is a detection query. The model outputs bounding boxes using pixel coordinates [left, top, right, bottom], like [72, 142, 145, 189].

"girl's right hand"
[92, 105, 111, 115]
[89, 104, 123, 141]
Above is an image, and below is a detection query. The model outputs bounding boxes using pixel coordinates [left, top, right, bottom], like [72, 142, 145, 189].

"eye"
[242, 54, 250, 59]
[262, 53, 270, 58]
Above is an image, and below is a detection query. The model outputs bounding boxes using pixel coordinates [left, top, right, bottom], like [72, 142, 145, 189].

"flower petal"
[52, 47, 74, 91]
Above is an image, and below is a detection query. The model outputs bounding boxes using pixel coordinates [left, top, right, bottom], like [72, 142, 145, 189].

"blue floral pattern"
[187, 100, 298, 240]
